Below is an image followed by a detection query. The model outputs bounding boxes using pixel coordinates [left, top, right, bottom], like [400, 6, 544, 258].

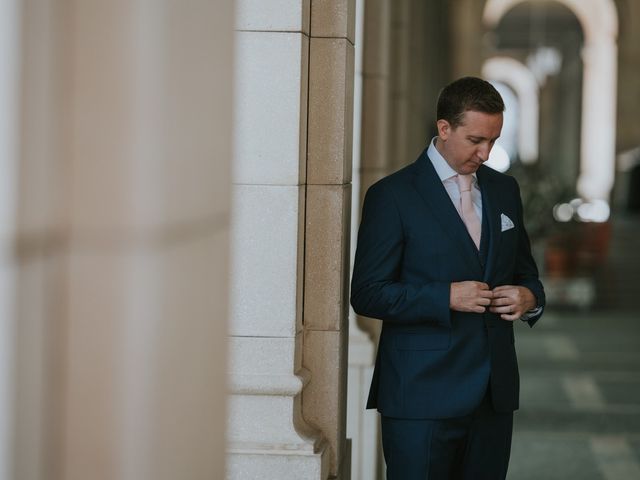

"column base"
[227, 441, 329, 480]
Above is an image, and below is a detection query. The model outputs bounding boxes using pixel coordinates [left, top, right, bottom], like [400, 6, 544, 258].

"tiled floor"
[509, 310, 640, 479]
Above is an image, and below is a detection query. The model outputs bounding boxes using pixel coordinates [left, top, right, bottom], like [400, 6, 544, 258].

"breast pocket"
[394, 332, 451, 351]
[496, 227, 518, 268]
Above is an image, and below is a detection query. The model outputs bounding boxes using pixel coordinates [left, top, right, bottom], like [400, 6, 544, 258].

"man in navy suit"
[351, 77, 544, 479]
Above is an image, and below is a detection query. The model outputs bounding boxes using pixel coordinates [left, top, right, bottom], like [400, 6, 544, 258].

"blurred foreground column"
[6, 1, 234, 479]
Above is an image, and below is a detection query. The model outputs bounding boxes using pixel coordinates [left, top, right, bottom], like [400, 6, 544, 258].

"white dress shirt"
[427, 137, 482, 223]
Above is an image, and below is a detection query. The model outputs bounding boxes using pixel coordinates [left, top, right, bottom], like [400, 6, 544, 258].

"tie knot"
[456, 174, 473, 192]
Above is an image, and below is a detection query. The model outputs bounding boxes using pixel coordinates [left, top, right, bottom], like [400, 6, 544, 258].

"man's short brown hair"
[436, 76, 505, 128]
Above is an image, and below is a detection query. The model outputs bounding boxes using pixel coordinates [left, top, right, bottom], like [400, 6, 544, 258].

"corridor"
[510, 309, 640, 479]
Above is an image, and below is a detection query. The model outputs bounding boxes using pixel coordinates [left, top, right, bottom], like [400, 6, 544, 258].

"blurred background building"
[0, 0, 638, 479]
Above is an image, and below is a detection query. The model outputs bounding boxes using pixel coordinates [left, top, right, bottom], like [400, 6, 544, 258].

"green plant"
[507, 161, 574, 243]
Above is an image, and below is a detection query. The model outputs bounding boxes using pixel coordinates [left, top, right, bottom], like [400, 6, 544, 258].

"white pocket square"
[501, 213, 515, 232]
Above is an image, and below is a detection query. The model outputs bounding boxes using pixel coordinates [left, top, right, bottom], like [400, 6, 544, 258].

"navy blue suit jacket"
[350, 148, 545, 419]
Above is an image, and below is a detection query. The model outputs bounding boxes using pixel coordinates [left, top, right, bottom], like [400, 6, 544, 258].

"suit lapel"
[413, 151, 483, 273]
[477, 166, 501, 282]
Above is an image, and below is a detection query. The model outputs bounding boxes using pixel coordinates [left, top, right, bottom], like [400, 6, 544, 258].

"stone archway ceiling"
[489, 2, 583, 50]
[483, 0, 619, 202]
[483, 0, 618, 38]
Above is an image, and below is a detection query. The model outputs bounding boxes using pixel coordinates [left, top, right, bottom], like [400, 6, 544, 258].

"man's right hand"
[450, 281, 493, 313]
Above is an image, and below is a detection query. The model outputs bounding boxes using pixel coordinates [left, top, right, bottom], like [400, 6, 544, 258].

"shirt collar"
[426, 137, 477, 184]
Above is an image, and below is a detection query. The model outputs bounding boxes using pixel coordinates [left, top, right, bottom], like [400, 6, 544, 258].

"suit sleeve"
[511, 177, 546, 327]
[350, 181, 451, 327]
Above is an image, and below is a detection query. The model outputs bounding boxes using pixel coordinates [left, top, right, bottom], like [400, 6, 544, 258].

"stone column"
[389, 0, 412, 171]
[228, 4, 322, 472]
[4, 1, 233, 479]
[347, 0, 378, 474]
[229, 1, 355, 478]
[616, 0, 640, 150]
[360, 0, 392, 194]
[347, 2, 380, 480]
[577, 35, 618, 201]
[407, 0, 451, 156]
[347, 1, 393, 479]
[449, 0, 485, 79]
[304, 1, 356, 479]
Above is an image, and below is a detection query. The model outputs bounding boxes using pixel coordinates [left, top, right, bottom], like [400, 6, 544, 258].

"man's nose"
[477, 144, 491, 162]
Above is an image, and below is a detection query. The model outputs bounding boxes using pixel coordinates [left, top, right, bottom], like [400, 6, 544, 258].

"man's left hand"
[489, 286, 536, 321]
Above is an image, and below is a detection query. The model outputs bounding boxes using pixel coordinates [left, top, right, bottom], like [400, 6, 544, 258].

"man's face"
[436, 110, 503, 175]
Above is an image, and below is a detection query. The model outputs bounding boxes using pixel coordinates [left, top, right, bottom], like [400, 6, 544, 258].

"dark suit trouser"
[380, 390, 513, 480]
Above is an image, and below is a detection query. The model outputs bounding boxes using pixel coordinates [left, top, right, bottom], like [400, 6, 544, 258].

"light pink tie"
[456, 174, 481, 249]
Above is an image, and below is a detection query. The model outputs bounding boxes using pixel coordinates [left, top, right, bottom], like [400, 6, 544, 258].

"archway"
[482, 56, 540, 164]
[484, 0, 618, 202]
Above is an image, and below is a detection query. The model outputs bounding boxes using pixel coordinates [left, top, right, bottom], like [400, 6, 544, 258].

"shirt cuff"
[520, 306, 543, 321]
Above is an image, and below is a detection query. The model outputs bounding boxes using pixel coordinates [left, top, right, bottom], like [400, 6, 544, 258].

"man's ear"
[437, 119, 451, 140]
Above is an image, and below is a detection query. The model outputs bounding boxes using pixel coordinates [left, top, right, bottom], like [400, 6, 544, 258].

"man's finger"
[492, 285, 515, 295]
[500, 312, 520, 321]
[493, 284, 514, 291]
[489, 297, 512, 307]
[490, 305, 513, 314]
[491, 291, 515, 300]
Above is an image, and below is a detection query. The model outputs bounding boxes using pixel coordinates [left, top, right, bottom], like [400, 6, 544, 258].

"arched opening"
[484, 0, 619, 202]
[482, 57, 540, 165]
